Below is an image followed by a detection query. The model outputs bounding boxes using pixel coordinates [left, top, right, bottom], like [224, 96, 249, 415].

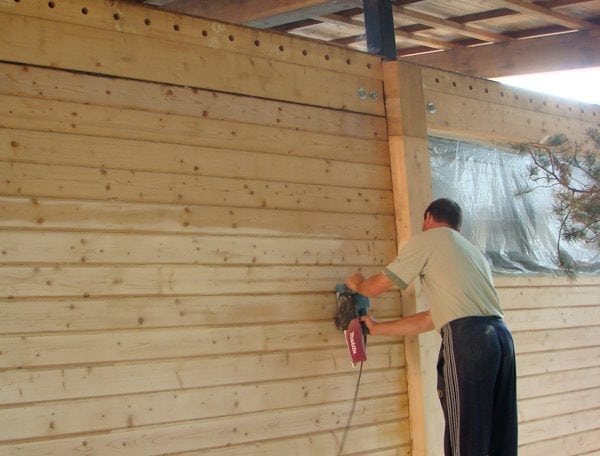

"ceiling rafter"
[316, 13, 463, 49]
[497, 0, 600, 30]
[391, 6, 512, 42]
[138, 0, 600, 78]
[404, 28, 600, 77]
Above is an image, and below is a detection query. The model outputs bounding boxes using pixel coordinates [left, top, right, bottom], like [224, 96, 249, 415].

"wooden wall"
[2, 1, 600, 455]
[422, 67, 600, 455]
[498, 276, 600, 455]
[0, 0, 410, 454]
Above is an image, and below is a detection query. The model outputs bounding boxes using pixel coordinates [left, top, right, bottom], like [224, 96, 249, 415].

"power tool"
[334, 284, 370, 366]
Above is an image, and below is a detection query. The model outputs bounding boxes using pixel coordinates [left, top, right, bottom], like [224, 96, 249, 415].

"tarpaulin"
[429, 136, 600, 274]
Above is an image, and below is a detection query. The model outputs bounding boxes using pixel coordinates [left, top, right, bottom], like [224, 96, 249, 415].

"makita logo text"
[349, 331, 357, 354]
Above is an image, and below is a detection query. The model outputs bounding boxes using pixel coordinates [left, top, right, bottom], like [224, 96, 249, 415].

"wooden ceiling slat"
[498, 0, 600, 30]
[392, 6, 512, 42]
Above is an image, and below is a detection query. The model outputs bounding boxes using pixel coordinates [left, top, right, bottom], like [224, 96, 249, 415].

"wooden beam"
[498, 0, 600, 30]
[382, 60, 439, 456]
[403, 29, 600, 77]
[160, 0, 362, 28]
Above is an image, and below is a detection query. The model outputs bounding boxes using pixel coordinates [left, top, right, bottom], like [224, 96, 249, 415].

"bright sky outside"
[494, 67, 600, 106]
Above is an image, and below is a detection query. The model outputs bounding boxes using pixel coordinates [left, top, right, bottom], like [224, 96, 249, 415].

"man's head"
[422, 198, 462, 232]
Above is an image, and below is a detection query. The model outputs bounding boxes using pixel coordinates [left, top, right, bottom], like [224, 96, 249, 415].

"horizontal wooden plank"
[0, 369, 406, 442]
[518, 387, 600, 423]
[0, 63, 386, 141]
[499, 284, 600, 309]
[0, 128, 392, 190]
[517, 347, 600, 377]
[194, 421, 410, 456]
[0, 0, 381, 80]
[506, 307, 600, 331]
[0, 161, 394, 215]
[518, 366, 600, 400]
[0, 12, 385, 115]
[514, 326, 600, 354]
[495, 275, 600, 288]
[0, 293, 403, 334]
[424, 89, 599, 145]
[519, 407, 600, 446]
[0, 230, 396, 267]
[0, 343, 405, 404]
[0, 264, 384, 299]
[0, 197, 396, 240]
[0, 94, 389, 166]
[0, 396, 407, 454]
[421, 66, 599, 123]
[0, 320, 394, 368]
[519, 428, 600, 456]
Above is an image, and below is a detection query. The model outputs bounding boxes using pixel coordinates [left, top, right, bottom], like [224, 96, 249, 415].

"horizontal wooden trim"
[0, 161, 394, 215]
[519, 407, 600, 446]
[513, 326, 600, 354]
[0, 63, 387, 142]
[495, 274, 600, 288]
[517, 346, 600, 376]
[0, 128, 392, 190]
[0, 343, 405, 404]
[0, 197, 397, 240]
[424, 89, 599, 145]
[518, 366, 600, 400]
[0, 292, 402, 334]
[0, 369, 406, 442]
[0, 230, 396, 268]
[0, 95, 389, 166]
[198, 421, 410, 456]
[518, 427, 600, 455]
[506, 307, 600, 331]
[499, 285, 600, 309]
[0, 320, 397, 368]
[0, 0, 381, 80]
[0, 396, 407, 454]
[0, 11, 385, 115]
[518, 387, 600, 423]
[0, 264, 385, 299]
[421, 67, 599, 123]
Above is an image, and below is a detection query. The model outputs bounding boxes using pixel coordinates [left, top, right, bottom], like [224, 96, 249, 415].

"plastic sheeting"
[429, 136, 600, 274]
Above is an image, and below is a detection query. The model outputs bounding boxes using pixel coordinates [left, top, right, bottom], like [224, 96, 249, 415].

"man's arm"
[362, 311, 434, 337]
[346, 272, 393, 297]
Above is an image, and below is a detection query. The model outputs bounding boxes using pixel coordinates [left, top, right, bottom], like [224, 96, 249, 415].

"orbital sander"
[334, 284, 370, 366]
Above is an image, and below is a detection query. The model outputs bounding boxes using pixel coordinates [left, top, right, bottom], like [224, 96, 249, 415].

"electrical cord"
[337, 334, 367, 456]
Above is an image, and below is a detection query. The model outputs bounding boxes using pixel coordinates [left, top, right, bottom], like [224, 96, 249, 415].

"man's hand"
[360, 315, 379, 335]
[345, 272, 365, 292]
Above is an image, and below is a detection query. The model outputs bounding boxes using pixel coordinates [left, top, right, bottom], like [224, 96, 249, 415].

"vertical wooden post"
[382, 60, 443, 456]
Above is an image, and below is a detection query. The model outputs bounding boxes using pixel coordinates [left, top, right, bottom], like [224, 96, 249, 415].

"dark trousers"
[437, 316, 518, 456]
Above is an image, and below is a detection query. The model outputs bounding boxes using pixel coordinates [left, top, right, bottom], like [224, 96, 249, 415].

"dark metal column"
[362, 0, 397, 60]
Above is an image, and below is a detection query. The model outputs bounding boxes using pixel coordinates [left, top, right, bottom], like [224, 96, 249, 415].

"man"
[346, 198, 517, 456]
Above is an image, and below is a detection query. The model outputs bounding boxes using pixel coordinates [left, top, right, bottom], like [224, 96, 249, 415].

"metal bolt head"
[369, 91, 379, 101]
[426, 101, 437, 114]
[357, 87, 368, 100]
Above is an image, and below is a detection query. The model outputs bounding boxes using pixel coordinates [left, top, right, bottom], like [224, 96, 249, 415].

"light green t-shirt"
[384, 227, 503, 331]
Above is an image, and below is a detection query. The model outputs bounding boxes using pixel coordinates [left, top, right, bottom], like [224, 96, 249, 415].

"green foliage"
[513, 128, 600, 272]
